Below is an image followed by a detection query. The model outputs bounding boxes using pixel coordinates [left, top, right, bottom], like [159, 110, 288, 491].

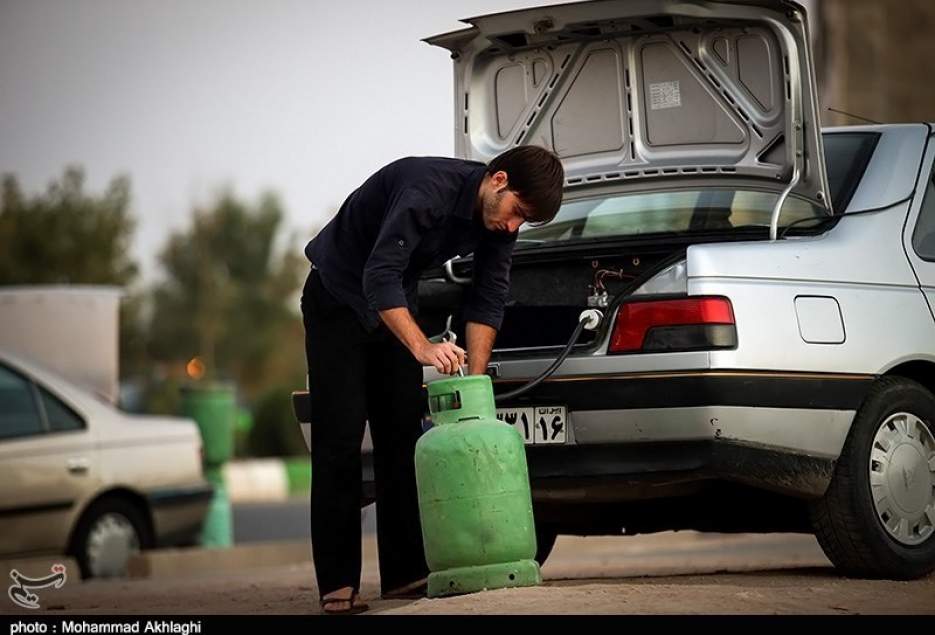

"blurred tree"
[0, 167, 144, 378]
[0, 167, 138, 285]
[146, 189, 309, 449]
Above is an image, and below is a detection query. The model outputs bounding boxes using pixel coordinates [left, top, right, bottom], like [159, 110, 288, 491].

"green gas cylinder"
[416, 374, 541, 598]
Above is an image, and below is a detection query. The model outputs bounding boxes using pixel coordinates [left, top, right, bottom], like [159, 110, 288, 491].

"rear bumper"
[524, 439, 836, 500]
[147, 484, 213, 548]
[494, 370, 870, 498]
[491, 369, 872, 412]
[294, 370, 872, 500]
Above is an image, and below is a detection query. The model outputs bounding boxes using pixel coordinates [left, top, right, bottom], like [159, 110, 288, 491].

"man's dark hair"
[486, 145, 564, 224]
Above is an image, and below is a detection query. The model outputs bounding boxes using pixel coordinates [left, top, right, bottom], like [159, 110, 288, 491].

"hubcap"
[85, 513, 140, 577]
[869, 412, 935, 546]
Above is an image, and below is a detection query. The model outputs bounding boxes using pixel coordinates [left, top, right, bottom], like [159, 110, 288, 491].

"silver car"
[298, 0, 935, 579]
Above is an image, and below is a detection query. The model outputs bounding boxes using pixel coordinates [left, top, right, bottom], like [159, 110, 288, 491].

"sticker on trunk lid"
[650, 81, 681, 110]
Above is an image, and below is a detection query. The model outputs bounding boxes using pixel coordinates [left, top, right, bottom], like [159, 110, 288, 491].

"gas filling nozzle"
[579, 309, 603, 331]
[439, 314, 465, 376]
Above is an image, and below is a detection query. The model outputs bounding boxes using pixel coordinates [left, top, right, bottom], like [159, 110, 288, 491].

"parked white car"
[0, 350, 212, 578]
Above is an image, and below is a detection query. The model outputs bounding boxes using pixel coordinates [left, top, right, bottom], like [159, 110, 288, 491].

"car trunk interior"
[417, 240, 690, 354]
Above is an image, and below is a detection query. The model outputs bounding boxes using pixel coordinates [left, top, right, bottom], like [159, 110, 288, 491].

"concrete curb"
[127, 541, 310, 580]
[223, 457, 310, 503]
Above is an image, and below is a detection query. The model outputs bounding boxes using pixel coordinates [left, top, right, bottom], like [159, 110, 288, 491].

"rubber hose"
[494, 317, 589, 403]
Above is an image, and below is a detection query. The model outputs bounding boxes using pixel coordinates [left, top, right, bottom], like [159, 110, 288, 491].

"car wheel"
[810, 376, 935, 579]
[70, 497, 153, 579]
[535, 523, 558, 566]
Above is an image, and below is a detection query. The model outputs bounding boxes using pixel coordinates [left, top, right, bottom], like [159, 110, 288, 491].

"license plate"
[495, 406, 567, 445]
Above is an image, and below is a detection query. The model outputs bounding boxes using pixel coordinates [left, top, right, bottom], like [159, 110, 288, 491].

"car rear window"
[518, 188, 822, 244]
[821, 132, 881, 213]
[516, 132, 880, 247]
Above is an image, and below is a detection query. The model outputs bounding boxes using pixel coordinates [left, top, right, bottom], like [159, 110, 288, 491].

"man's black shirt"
[305, 156, 517, 332]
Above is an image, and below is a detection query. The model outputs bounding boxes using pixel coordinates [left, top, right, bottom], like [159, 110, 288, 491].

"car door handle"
[66, 457, 90, 474]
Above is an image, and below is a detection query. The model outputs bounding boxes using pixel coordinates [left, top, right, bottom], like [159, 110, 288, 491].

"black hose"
[494, 317, 589, 403]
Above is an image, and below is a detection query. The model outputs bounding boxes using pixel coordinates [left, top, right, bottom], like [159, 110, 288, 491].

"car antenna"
[827, 107, 881, 125]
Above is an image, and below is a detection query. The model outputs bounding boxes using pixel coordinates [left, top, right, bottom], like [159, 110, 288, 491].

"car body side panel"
[0, 429, 101, 556]
[687, 202, 920, 288]
[572, 406, 853, 457]
[695, 277, 935, 374]
[687, 150, 935, 376]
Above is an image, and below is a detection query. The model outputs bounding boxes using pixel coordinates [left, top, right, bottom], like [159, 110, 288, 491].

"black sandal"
[381, 577, 428, 600]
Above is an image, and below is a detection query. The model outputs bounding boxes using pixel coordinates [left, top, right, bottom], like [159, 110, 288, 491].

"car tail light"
[609, 296, 737, 354]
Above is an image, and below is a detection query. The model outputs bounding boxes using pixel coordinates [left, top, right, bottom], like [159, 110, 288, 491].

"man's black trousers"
[300, 267, 429, 597]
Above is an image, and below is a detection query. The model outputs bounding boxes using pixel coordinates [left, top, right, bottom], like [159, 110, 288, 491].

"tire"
[535, 523, 559, 566]
[69, 497, 153, 580]
[810, 376, 935, 580]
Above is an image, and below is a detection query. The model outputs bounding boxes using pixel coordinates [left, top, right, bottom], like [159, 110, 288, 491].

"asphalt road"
[232, 498, 374, 543]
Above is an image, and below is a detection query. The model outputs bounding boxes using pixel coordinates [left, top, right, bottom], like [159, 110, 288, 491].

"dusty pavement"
[4, 532, 933, 615]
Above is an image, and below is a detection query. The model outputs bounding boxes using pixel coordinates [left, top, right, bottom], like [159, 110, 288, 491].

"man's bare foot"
[320, 586, 369, 615]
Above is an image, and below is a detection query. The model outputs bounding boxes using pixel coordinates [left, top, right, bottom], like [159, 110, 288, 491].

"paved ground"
[5, 531, 933, 615]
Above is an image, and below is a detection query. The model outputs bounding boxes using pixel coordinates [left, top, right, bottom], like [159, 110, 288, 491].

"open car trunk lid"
[425, 0, 830, 208]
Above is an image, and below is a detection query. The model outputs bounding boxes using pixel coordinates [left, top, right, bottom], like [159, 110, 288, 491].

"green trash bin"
[181, 382, 236, 548]
[181, 383, 236, 467]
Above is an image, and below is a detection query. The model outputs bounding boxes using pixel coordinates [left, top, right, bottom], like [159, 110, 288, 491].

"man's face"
[480, 171, 531, 234]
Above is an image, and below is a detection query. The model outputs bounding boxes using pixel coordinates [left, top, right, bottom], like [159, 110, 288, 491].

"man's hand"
[415, 340, 467, 375]
[378, 307, 467, 375]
